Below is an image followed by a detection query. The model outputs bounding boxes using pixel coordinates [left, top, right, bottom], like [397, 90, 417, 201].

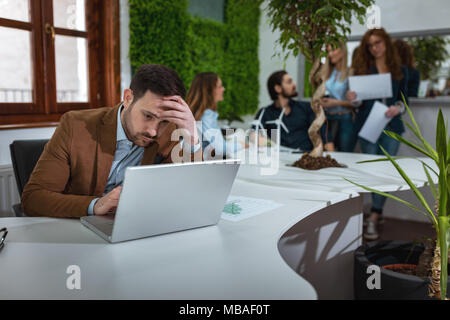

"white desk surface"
[0, 152, 435, 299]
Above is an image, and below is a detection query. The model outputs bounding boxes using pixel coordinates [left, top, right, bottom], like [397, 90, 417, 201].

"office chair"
[9, 139, 49, 217]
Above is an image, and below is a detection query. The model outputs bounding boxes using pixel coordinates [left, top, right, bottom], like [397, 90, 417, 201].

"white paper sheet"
[418, 80, 429, 98]
[349, 73, 393, 101]
[221, 196, 283, 222]
[358, 101, 390, 144]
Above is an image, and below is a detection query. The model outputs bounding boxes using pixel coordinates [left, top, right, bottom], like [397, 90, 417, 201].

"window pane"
[0, 27, 33, 102]
[55, 35, 88, 102]
[188, 0, 224, 22]
[53, 0, 86, 31]
[0, 0, 30, 22]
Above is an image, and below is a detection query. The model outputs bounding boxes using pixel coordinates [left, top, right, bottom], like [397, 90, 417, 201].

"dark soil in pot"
[290, 153, 346, 170]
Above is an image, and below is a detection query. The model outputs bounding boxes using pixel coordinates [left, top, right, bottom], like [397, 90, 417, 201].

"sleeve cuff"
[87, 198, 99, 216]
[396, 101, 406, 114]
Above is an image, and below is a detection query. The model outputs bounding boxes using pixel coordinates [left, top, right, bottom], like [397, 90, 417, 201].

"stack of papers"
[221, 196, 283, 222]
[358, 101, 390, 143]
[349, 73, 393, 101]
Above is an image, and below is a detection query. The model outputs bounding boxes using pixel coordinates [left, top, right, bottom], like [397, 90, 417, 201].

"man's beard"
[122, 106, 156, 147]
[281, 87, 298, 98]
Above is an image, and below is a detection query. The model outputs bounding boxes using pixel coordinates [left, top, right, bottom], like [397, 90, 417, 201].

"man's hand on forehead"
[157, 95, 188, 110]
[155, 95, 199, 145]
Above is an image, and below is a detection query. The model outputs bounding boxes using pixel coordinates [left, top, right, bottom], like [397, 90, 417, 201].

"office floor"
[364, 217, 436, 244]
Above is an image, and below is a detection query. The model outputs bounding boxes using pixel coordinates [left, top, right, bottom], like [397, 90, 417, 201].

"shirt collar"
[116, 104, 128, 142]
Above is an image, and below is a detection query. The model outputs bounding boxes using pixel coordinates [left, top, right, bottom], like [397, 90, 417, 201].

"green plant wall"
[129, 0, 260, 123]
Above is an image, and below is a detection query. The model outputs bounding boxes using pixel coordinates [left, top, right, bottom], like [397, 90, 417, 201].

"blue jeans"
[326, 113, 356, 152]
[359, 132, 401, 215]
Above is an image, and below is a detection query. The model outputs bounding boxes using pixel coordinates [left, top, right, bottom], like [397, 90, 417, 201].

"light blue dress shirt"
[325, 68, 349, 114]
[87, 105, 201, 215]
[200, 109, 243, 157]
[87, 105, 145, 215]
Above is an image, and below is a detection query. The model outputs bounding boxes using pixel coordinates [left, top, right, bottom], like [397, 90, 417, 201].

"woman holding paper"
[347, 28, 409, 240]
[187, 72, 248, 159]
[320, 42, 356, 152]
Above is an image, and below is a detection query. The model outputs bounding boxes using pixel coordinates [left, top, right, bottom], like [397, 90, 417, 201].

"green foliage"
[346, 100, 450, 299]
[128, 0, 260, 123]
[129, 0, 193, 82]
[408, 36, 449, 81]
[221, 0, 261, 122]
[261, 0, 374, 63]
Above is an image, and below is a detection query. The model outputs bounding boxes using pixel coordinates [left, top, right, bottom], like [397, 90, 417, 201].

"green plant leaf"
[420, 160, 440, 177]
[404, 122, 438, 160]
[447, 133, 450, 163]
[356, 156, 408, 164]
[438, 156, 448, 217]
[344, 178, 438, 227]
[423, 162, 438, 200]
[379, 145, 436, 222]
[436, 109, 447, 162]
[383, 130, 435, 159]
[437, 216, 449, 299]
[401, 95, 438, 161]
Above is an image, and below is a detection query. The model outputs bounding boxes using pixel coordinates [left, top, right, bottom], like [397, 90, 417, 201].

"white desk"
[0, 152, 435, 299]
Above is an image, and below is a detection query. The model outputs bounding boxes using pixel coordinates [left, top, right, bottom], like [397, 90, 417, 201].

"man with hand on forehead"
[22, 64, 202, 218]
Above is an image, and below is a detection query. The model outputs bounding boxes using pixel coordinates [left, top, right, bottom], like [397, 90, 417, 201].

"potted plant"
[408, 36, 449, 82]
[259, 0, 374, 162]
[346, 99, 450, 300]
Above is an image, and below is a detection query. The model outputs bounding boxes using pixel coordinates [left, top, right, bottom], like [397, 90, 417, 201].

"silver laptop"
[81, 159, 240, 243]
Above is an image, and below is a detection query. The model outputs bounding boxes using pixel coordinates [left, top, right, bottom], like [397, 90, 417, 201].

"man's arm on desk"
[21, 113, 96, 218]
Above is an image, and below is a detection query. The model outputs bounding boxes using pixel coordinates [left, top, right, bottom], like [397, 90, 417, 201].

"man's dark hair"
[267, 70, 287, 101]
[130, 64, 186, 102]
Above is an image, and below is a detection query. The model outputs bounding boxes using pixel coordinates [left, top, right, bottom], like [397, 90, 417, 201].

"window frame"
[0, 0, 121, 129]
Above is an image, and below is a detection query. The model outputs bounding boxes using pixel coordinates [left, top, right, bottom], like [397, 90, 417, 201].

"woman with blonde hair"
[347, 28, 409, 240]
[186, 72, 246, 158]
[320, 42, 356, 152]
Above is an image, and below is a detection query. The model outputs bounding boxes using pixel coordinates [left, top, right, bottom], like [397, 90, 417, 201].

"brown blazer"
[22, 104, 202, 218]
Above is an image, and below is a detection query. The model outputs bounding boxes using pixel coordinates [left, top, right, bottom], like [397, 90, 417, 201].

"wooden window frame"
[0, 0, 121, 129]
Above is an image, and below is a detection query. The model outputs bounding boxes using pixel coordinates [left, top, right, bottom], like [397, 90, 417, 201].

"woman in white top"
[186, 72, 246, 159]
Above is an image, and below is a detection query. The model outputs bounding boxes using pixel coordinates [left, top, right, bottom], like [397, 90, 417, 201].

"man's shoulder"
[290, 99, 311, 111]
[259, 103, 276, 114]
[63, 106, 114, 123]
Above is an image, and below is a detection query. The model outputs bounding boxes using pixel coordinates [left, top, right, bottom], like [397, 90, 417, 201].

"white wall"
[258, 1, 301, 110]
[0, 127, 56, 166]
[224, 1, 303, 129]
[350, 0, 450, 37]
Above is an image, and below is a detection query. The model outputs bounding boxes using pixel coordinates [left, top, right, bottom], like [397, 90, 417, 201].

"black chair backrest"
[9, 139, 49, 195]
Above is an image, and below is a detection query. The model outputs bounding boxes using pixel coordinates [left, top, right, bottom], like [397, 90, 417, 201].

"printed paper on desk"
[358, 101, 390, 144]
[349, 73, 393, 101]
[221, 196, 283, 222]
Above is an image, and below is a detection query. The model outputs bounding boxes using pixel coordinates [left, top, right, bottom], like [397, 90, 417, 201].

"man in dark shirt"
[253, 70, 332, 151]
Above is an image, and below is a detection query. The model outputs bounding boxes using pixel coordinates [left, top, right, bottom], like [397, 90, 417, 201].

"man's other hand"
[94, 186, 122, 215]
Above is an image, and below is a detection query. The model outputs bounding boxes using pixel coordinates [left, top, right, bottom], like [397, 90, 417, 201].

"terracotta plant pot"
[382, 264, 417, 269]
